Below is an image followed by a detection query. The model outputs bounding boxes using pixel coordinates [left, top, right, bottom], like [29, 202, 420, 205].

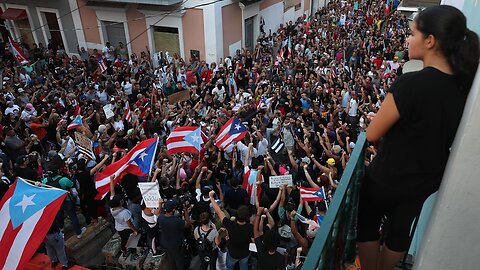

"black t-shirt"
[368, 67, 466, 197]
[255, 237, 285, 270]
[222, 217, 253, 259]
[158, 214, 185, 249]
[76, 170, 97, 201]
[14, 166, 38, 181]
[224, 187, 248, 210]
[160, 185, 176, 200]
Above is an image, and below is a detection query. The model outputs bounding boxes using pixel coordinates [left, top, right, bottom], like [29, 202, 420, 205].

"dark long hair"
[415, 5, 479, 91]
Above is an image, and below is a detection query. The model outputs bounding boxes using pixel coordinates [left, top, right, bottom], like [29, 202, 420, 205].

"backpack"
[196, 227, 213, 253]
[45, 175, 76, 201]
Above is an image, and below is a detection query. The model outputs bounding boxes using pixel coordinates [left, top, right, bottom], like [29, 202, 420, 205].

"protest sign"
[168, 90, 190, 105]
[269, 175, 293, 188]
[103, 104, 115, 119]
[138, 182, 161, 208]
[75, 132, 95, 160]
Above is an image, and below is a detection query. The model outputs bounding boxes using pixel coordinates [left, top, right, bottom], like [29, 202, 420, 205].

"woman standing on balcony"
[357, 6, 479, 270]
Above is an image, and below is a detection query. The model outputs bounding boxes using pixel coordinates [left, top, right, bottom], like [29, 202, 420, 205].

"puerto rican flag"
[97, 58, 108, 73]
[8, 37, 29, 65]
[73, 103, 81, 118]
[215, 116, 248, 149]
[166, 126, 204, 154]
[243, 167, 263, 205]
[95, 137, 158, 200]
[57, 111, 69, 126]
[0, 177, 66, 269]
[67, 115, 83, 130]
[256, 96, 268, 110]
[300, 187, 326, 201]
[124, 101, 132, 122]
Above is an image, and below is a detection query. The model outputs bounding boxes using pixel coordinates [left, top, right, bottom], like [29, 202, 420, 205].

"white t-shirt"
[255, 138, 269, 157]
[212, 86, 226, 102]
[122, 81, 133, 95]
[111, 207, 132, 231]
[5, 105, 20, 117]
[348, 98, 358, 117]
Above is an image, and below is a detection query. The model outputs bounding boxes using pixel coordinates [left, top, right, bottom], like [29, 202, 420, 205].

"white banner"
[103, 104, 115, 119]
[269, 175, 293, 188]
[138, 182, 161, 208]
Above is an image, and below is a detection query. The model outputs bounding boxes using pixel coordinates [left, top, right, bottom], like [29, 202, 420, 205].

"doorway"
[244, 16, 254, 53]
[40, 12, 64, 50]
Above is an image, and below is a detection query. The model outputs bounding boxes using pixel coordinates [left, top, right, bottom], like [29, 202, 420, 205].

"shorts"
[357, 173, 427, 252]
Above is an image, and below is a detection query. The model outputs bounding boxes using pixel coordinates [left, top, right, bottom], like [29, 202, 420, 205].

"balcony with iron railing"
[303, 132, 366, 270]
[88, 0, 183, 6]
[302, 131, 425, 270]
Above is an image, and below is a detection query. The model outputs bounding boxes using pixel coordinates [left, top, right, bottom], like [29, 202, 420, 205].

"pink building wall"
[77, 0, 101, 45]
[221, 3, 242, 58]
[182, 9, 206, 61]
[126, 4, 148, 55]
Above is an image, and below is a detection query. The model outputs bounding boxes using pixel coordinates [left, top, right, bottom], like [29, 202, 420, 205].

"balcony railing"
[303, 132, 367, 270]
[91, 0, 183, 6]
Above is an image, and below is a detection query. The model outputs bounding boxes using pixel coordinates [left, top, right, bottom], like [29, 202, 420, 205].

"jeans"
[226, 252, 249, 270]
[56, 200, 81, 235]
[127, 201, 142, 229]
[44, 232, 68, 267]
[165, 246, 185, 270]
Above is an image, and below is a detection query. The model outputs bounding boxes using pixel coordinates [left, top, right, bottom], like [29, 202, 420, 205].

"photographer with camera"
[14, 152, 41, 181]
[42, 156, 86, 239]
[194, 212, 221, 270]
[158, 198, 191, 270]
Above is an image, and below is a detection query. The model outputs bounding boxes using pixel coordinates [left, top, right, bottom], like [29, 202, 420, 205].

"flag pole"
[322, 186, 328, 210]
[149, 137, 160, 176]
[23, 178, 60, 189]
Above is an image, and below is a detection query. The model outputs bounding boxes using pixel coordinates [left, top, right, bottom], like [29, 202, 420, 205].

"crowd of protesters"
[0, 0, 417, 269]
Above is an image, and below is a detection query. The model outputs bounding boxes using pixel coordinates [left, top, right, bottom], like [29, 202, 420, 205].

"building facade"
[0, 0, 330, 63]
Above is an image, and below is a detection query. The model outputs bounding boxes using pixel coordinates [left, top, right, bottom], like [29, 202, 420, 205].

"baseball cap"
[164, 199, 176, 212]
[301, 157, 311, 165]
[327, 158, 335, 166]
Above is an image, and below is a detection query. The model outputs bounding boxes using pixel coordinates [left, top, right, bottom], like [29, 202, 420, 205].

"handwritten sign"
[168, 90, 190, 105]
[269, 175, 293, 188]
[138, 182, 161, 208]
[103, 104, 115, 119]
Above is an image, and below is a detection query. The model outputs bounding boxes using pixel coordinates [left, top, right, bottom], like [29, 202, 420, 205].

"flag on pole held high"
[8, 37, 29, 65]
[0, 177, 67, 269]
[271, 137, 285, 154]
[215, 116, 248, 149]
[95, 137, 158, 200]
[166, 126, 204, 154]
[97, 58, 108, 73]
[124, 101, 132, 122]
[67, 115, 83, 130]
[300, 187, 326, 201]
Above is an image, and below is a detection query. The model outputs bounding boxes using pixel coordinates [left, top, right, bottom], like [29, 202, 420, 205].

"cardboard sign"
[269, 175, 293, 188]
[74, 132, 95, 160]
[103, 104, 115, 119]
[168, 90, 190, 105]
[138, 182, 161, 208]
[74, 132, 91, 147]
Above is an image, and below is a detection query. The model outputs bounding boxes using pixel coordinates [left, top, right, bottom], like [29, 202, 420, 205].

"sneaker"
[51, 261, 59, 268]
[76, 227, 87, 239]
[152, 250, 165, 258]
[61, 266, 68, 270]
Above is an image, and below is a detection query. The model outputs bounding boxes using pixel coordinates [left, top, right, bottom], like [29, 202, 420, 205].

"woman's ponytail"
[449, 29, 480, 92]
[415, 5, 480, 92]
